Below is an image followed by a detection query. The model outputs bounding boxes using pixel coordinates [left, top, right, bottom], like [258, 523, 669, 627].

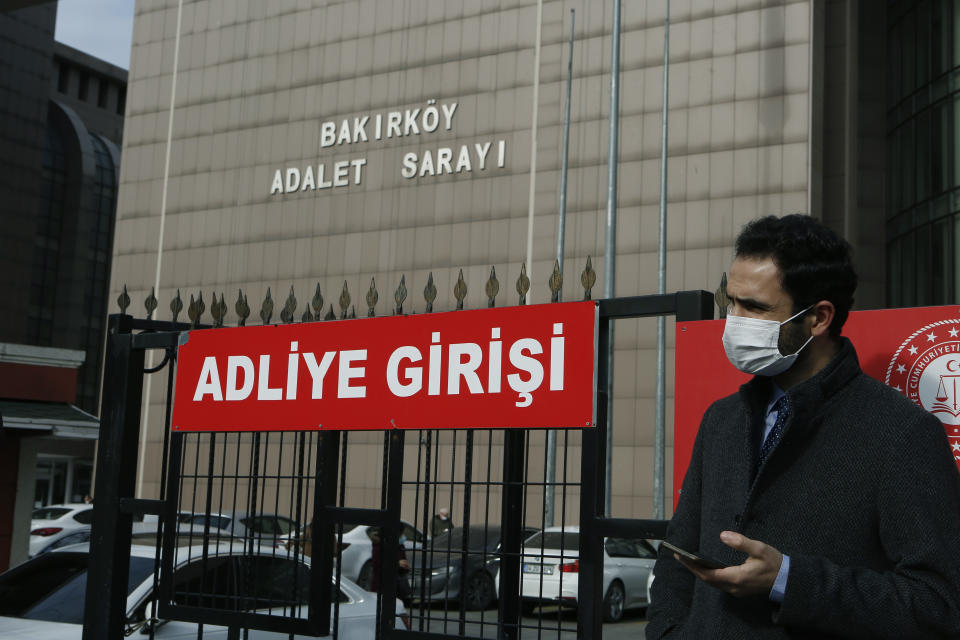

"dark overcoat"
[647, 339, 960, 639]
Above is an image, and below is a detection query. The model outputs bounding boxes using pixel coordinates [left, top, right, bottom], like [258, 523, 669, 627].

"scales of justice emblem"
[886, 319, 960, 465]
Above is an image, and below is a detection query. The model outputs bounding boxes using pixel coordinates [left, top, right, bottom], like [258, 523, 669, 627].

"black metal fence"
[81, 259, 713, 640]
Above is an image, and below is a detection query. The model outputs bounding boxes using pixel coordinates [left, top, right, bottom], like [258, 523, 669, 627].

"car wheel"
[521, 601, 538, 616]
[603, 580, 625, 623]
[357, 560, 373, 591]
[463, 571, 496, 610]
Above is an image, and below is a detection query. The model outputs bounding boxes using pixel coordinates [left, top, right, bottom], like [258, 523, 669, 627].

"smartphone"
[661, 540, 729, 570]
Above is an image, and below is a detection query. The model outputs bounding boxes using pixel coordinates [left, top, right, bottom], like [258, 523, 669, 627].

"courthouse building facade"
[113, 0, 947, 520]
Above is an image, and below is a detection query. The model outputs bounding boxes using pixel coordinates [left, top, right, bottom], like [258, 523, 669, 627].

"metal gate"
[81, 264, 712, 640]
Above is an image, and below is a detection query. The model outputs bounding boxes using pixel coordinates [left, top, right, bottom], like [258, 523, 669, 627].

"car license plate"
[523, 563, 553, 575]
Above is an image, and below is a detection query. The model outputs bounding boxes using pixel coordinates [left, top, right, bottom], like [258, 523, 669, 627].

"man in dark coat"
[647, 215, 960, 638]
[432, 507, 454, 537]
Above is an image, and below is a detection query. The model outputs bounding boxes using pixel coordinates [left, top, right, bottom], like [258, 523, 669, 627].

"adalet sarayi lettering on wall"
[269, 100, 509, 195]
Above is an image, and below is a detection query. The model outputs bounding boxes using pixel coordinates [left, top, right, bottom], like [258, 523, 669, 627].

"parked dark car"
[408, 525, 537, 610]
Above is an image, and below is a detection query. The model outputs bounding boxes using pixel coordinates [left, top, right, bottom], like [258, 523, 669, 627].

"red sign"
[675, 305, 960, 507]
[172, 301, 597, 432]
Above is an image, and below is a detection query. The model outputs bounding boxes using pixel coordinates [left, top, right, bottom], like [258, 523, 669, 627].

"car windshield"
[32, 508, 70, 521]
[429, 528, 501, 552]
[524, 531, 580, 551]
[0, 552, 154, 623]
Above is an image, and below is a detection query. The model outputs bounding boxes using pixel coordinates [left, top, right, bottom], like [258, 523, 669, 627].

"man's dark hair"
[735, 214, 857, 336]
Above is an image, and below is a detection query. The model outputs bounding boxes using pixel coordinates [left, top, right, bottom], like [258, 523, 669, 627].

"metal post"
[556, 9, 575, 281]
[654, 0, 672, 519]
[83, 315, 144, 640]
[545, 8, 575, 529]
[497, 430, 526, 640]
[603, 0, 622, 517]
[578, 317, 609, 640]
[310, 431, 340, 636]
[377, 431, 404, 636]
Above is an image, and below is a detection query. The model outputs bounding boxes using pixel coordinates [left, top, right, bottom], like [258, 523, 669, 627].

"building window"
[57, 62, 69, 94]
[29, 122, 67, 346]
[74, 134, 118, 411]
[78, 72, 89, 101]
[97, 79, 109, 109]
[116, 85, 126, 115]
[34, 457, 93, 507]
[886, 0, 960, 307]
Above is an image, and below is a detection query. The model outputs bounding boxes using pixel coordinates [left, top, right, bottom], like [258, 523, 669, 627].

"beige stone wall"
[114, 0, 813, 522]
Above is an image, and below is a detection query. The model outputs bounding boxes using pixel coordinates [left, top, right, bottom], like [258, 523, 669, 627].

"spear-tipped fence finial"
[301, 305, 314, 322]
[281, 285, 297, 323]
[581, 256, 596, 300]
[454, 269, 467, 310]
[516, 263, 530, 305]
[424, 272, 437, 313]
[311, 283, 324, 318]
[715, 272, 729, 319]
[211, 292, 227, 327]
[367, 277, 378, 317]
[260, 287, 274, 325]
[549, 259, 563, 303]
[394, 275, 407, 315]
[324, 304, 336, 321]
[339, 281, 351, 319]
[188, 292, 205, 328]
[235, 289, 249, 326]
[145, 287, 158, 319]
[486, 266, 499, 308]
[171, 289, 183, 323]
[117, 285, 130, 315]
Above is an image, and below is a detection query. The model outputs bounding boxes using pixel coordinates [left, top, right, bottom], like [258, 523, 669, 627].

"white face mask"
[722, 306, 814, 376]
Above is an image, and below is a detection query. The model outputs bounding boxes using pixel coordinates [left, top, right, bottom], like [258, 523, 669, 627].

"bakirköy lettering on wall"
[269, 100, 507, 195]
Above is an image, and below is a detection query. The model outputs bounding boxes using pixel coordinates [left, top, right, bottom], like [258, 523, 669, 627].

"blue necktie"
[759, 395, 790, 466]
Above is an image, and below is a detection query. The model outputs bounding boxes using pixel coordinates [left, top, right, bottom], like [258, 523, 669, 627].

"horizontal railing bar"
[157, 603, 320, 635]
[322, 506, 390, 527]
[594, 517, 669, 540]
[118, 498, 164, 516]
[401, 480, 580, 487]
[126, 317, 204, 331]
[384, 628, 497, 640]
[597, 293, 678, 319]
[597, 289, 714, 321]
[132, 332, 181, 349]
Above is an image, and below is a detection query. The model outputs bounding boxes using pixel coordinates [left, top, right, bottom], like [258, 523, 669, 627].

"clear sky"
[54, 0, 135, 70]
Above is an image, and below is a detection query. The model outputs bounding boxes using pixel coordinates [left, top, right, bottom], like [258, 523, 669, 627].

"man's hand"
[674, 531, 782, 598]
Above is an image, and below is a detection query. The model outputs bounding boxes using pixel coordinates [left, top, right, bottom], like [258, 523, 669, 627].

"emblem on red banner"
[885, 319, 960, 464]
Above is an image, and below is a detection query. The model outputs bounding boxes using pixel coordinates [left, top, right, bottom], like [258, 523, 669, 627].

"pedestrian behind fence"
[431, 507, 453, 537]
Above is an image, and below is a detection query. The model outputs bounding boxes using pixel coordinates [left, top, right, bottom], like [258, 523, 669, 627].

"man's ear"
[809, 300, 835, 337]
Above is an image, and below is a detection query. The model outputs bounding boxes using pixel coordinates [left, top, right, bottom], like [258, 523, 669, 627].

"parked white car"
[0, 542, 406, 639]
[28, 504, 94, 558]
[516, 526, 657, 622]
[332, 522, 426, 589]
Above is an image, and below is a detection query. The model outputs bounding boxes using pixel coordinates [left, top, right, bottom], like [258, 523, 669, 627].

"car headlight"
[431, 566, 455, 576]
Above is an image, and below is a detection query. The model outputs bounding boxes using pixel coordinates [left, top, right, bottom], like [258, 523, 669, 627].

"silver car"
[0, 543, 406, 639]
